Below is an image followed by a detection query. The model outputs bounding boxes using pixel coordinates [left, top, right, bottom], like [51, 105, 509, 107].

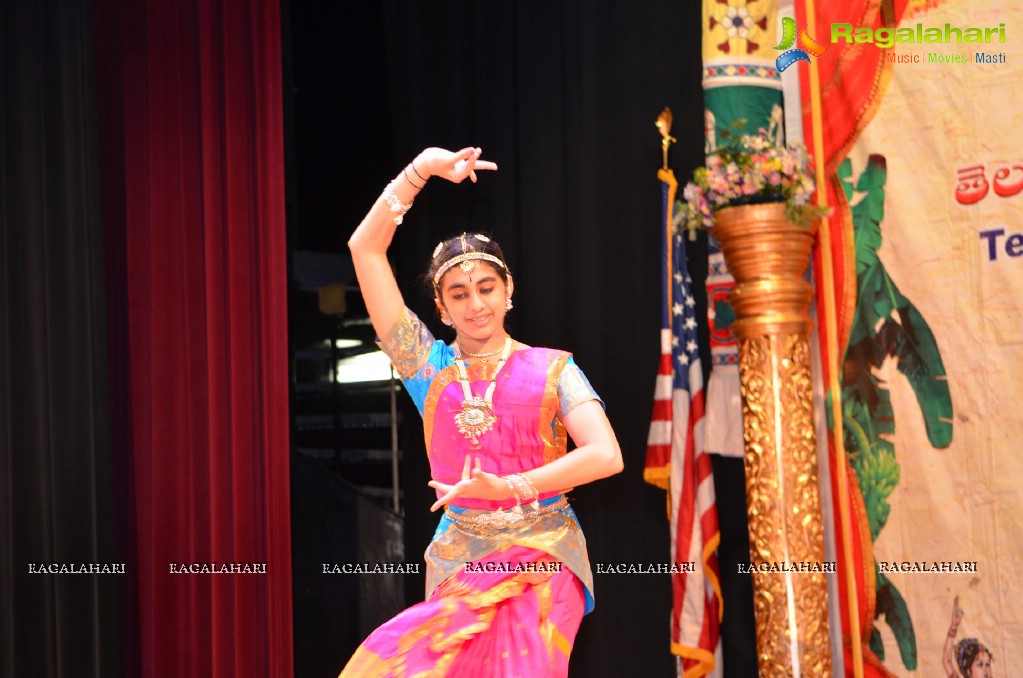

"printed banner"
[702, 0, 783, 458]
[830, 1, 1022, 674]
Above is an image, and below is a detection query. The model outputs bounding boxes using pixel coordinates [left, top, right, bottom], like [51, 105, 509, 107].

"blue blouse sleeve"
[557, 357, 603, 418]
[375, 307, 452, 415]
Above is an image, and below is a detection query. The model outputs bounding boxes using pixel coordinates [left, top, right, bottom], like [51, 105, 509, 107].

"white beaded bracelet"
[382, 181, 413, 224]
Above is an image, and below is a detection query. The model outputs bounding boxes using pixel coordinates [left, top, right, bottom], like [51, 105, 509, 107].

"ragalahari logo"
[774, 17, 828, 71]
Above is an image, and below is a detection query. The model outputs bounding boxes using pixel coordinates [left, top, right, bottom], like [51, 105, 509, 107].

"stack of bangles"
[502, 473, 540, 513]
[382, 162, 427, 225]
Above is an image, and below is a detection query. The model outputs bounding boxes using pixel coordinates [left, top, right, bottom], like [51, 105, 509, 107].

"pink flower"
[680, 128, 821, 228]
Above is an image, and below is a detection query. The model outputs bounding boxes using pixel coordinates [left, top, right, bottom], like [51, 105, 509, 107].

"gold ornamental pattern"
[739, 333, 831, 676]
[714, 203, 832, 676]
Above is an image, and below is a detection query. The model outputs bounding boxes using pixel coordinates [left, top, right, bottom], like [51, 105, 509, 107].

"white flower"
[724, 6, 754, 40]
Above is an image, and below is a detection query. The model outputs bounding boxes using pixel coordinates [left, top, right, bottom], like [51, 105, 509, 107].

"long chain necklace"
[452, 337, 513, 447]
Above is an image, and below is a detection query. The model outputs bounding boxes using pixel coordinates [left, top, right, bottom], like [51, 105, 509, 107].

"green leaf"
[842, 344, 894, 432]
[869, 625, 885, 661]
[849, 156, 887, 275]
[846, 264, 886, 350]
[837, 157, 855, 201]
[879, 305, 955, 448]
[853, 434, 899, 540]
[854, 155, 888, 224]
[836, 153, 954, 670]
[875, 571, 918, 670]
[841, 379, 898, 542]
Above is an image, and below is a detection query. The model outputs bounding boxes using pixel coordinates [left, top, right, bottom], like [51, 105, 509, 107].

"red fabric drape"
[94, 0, 293, 675]
[795, 1, 910, 676]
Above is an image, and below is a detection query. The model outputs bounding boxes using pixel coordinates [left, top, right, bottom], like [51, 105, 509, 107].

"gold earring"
[441, 311, 453, 326]
[505, 297, 513, 311]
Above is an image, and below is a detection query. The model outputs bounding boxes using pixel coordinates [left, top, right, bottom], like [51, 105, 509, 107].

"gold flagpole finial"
[655, 107, 676, 169]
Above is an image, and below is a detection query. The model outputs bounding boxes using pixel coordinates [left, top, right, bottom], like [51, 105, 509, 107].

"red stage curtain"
[94, 0, 293, 675]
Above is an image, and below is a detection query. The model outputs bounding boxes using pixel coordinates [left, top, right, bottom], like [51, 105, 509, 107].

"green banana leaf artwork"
[835, 155, 955, 671]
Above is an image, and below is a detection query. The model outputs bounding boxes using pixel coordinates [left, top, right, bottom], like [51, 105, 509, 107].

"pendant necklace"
[452, 336, 513, 447]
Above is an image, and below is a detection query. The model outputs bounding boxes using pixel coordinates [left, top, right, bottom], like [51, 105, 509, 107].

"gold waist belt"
[445, 495, 570, 532]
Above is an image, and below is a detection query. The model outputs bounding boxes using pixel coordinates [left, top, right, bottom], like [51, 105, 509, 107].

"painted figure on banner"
[943, 597, 993, 678]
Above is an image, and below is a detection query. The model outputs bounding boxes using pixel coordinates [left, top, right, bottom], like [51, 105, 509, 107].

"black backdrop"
[0, 0, 758, 675]
[285, 1, 757, 676]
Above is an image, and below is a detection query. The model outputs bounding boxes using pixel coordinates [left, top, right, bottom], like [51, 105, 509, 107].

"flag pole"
[803, 0, 865, 675]
[648, 108, 722, 677]
[657, 108, 678, 315]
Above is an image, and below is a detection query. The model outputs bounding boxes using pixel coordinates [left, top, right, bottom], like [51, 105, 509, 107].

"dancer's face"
[969, 649, 992, 678]
[436, 264, 512, 344]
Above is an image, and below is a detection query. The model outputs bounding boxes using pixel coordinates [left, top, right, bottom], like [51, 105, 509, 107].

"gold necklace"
[455, 337, 508, 360]
[452, 337, 513, 447]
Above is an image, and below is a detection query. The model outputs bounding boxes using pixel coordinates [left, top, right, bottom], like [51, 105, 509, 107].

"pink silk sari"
[339, 342, 594, 677]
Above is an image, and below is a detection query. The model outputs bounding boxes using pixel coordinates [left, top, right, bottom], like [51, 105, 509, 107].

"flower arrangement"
[678, 122, 829, 232]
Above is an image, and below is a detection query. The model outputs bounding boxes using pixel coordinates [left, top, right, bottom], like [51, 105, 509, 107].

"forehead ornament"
[432, 234, 507, 287]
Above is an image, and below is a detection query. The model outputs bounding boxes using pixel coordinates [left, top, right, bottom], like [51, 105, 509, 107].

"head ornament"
[432, 233, 507, 288]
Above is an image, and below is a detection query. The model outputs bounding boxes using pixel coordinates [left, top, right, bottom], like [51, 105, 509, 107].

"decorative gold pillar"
[714, 203, 832, 676]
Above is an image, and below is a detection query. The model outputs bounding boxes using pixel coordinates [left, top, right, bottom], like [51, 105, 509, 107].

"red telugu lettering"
[955, 164, 988, 205]
[992, 163, 1023, 198]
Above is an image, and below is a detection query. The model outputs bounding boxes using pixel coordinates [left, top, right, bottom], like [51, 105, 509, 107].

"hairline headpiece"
[432, 234, 508, 288]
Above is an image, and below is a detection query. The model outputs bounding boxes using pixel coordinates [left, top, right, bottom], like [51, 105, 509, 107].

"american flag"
[644, 171, 723, 677]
